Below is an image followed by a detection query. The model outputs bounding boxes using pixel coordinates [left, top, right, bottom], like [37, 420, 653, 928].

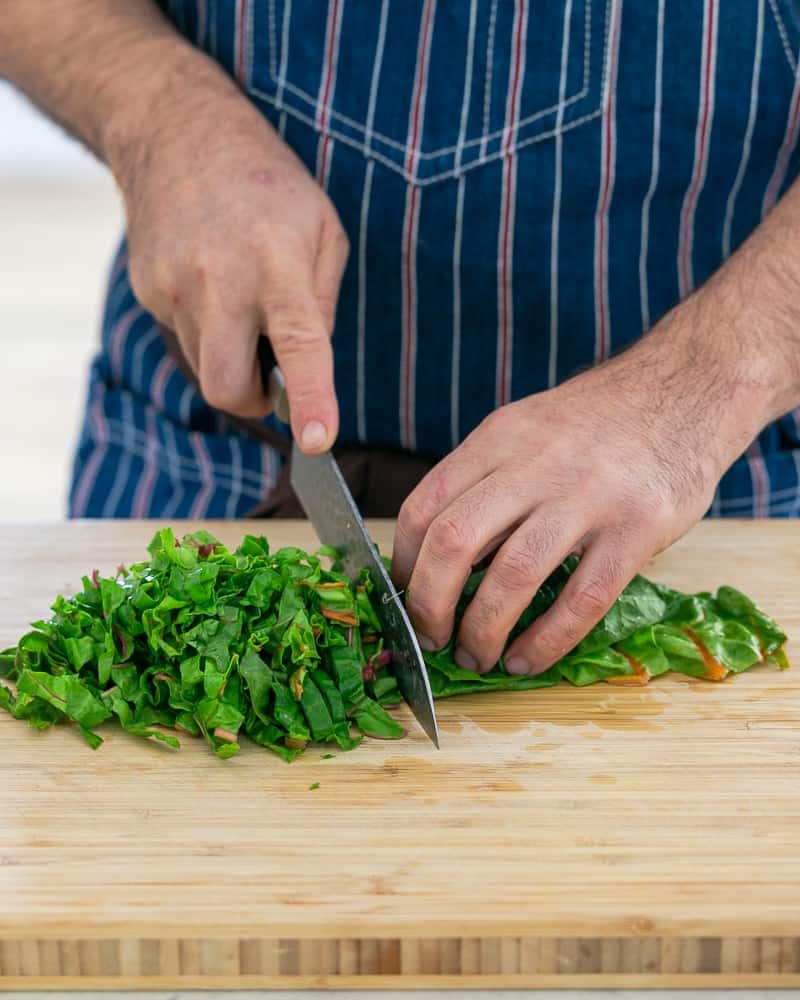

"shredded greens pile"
[0, 529, 789, 760]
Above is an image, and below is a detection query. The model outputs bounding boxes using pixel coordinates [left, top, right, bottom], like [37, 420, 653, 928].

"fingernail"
[417, 633, 436, 652]
[505, 655, 530, 675]
[455, 646, 479, 672]
[300, 420, 327, 452]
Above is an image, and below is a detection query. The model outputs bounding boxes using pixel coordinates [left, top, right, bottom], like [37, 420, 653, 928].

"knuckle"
[397, 493, 435, 543]
[428, 515, 473, 561]
[267, 301, 324, 347]
[566, 577, 612, 622]
[461, 593, 504, 639]
[200, 362, 242, 413]
[492, 547, 536, 593]
[533, 626, 572, 663]
[405, 590, 440, 630]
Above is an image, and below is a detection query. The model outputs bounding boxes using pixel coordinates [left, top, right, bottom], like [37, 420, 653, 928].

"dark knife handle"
[257, 336, 277, 391]
[257, 337, 290, 424]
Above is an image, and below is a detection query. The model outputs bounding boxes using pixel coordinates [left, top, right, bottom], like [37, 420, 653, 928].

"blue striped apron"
[70, 0, 800, 518]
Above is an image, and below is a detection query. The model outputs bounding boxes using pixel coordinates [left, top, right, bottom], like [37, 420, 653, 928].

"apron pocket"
[244, 0, 612, 186]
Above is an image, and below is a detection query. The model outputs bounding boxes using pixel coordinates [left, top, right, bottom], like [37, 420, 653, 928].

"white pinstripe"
[592, 0, 623, 364]
[355, 0, 389, 443]
[450, 0, 479, 446]
[792, 449, 800, 516]
[314, 0, 345, 189]
[479, 0, 500, 160]
[638, 0, 665, 333]
[275, 0, 292, 108]
[101, 393, 135, 518]
[224, 435, 244, 518]
[160, 418, 186, 520]
[451, 175, 466, 450]
[364, 0, 390, 155]
[496, 0, 530, 407]
[678, 0, 719, 299]
[130, 325, 161, 394]
[189, 433, 216, 518]
[723, 0, 765, 260]
[132, 407, 159, 518]
[110, 305, 146, 382]
[178, 383, 195, 426]
[548, 0, 576, 388]
[761, 62, 800, 217]
[746, 438, 770, 517]
[400, 0, 437, 449]
[71, 390, 110, 517]
[356, 158, 375, 444]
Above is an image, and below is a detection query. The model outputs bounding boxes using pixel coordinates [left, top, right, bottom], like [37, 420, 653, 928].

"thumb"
[261, 256, 339, 454]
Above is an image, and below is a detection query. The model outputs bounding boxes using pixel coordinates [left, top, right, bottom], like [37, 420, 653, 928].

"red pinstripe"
[151, 354, 177, 413]
[678, 0, 718, 297]
[132, 409, 159, 519]
[762, 70, 800, 215]
[746, 439, 769, 517]
[189, 433, 215, 518]
[110, 305, 145, 381]
[235, 0, 247, 84]
[71, 394, 109, 517]
[496, 0, 527, 407]
[315, 0, 344, 186]
[400, 0, 436, 448]
[593, 0, 623, 363]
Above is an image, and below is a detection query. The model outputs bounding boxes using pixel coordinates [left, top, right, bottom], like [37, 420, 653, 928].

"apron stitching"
[247, 85, 603, 186]
[263, 0, 595, 161]
[480, 0, 500, 158]
[768, 0, 798, 73]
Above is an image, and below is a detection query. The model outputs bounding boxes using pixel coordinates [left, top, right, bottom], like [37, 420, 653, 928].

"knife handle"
[257, 337, 290, 424]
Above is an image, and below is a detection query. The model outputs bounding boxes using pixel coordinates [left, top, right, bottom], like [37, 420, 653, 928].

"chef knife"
[259, 341, 440, 748]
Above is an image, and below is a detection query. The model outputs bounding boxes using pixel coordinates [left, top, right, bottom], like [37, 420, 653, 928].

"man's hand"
[392, 218, 800, 673]
[116, 93, 347, 447]
[0, 0, 348, 451]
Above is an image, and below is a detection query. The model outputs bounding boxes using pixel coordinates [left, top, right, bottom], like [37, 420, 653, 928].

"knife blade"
[259, 342, 440, 747]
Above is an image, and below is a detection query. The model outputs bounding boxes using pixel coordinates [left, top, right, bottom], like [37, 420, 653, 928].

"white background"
[0, 82, 124, 520]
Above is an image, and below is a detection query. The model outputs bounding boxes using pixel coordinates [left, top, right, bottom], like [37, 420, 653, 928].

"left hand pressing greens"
[0, 530, 790, 760]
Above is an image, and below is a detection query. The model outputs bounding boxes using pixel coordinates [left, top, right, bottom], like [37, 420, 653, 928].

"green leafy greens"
[0, 531, 789, 759]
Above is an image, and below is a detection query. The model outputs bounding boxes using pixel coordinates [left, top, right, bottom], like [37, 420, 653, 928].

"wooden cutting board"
[1, 519, 799, 990]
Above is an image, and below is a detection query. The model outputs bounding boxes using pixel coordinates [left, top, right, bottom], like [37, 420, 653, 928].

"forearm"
[0, 0, 244, 175]
[691, 178, 800, 429]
